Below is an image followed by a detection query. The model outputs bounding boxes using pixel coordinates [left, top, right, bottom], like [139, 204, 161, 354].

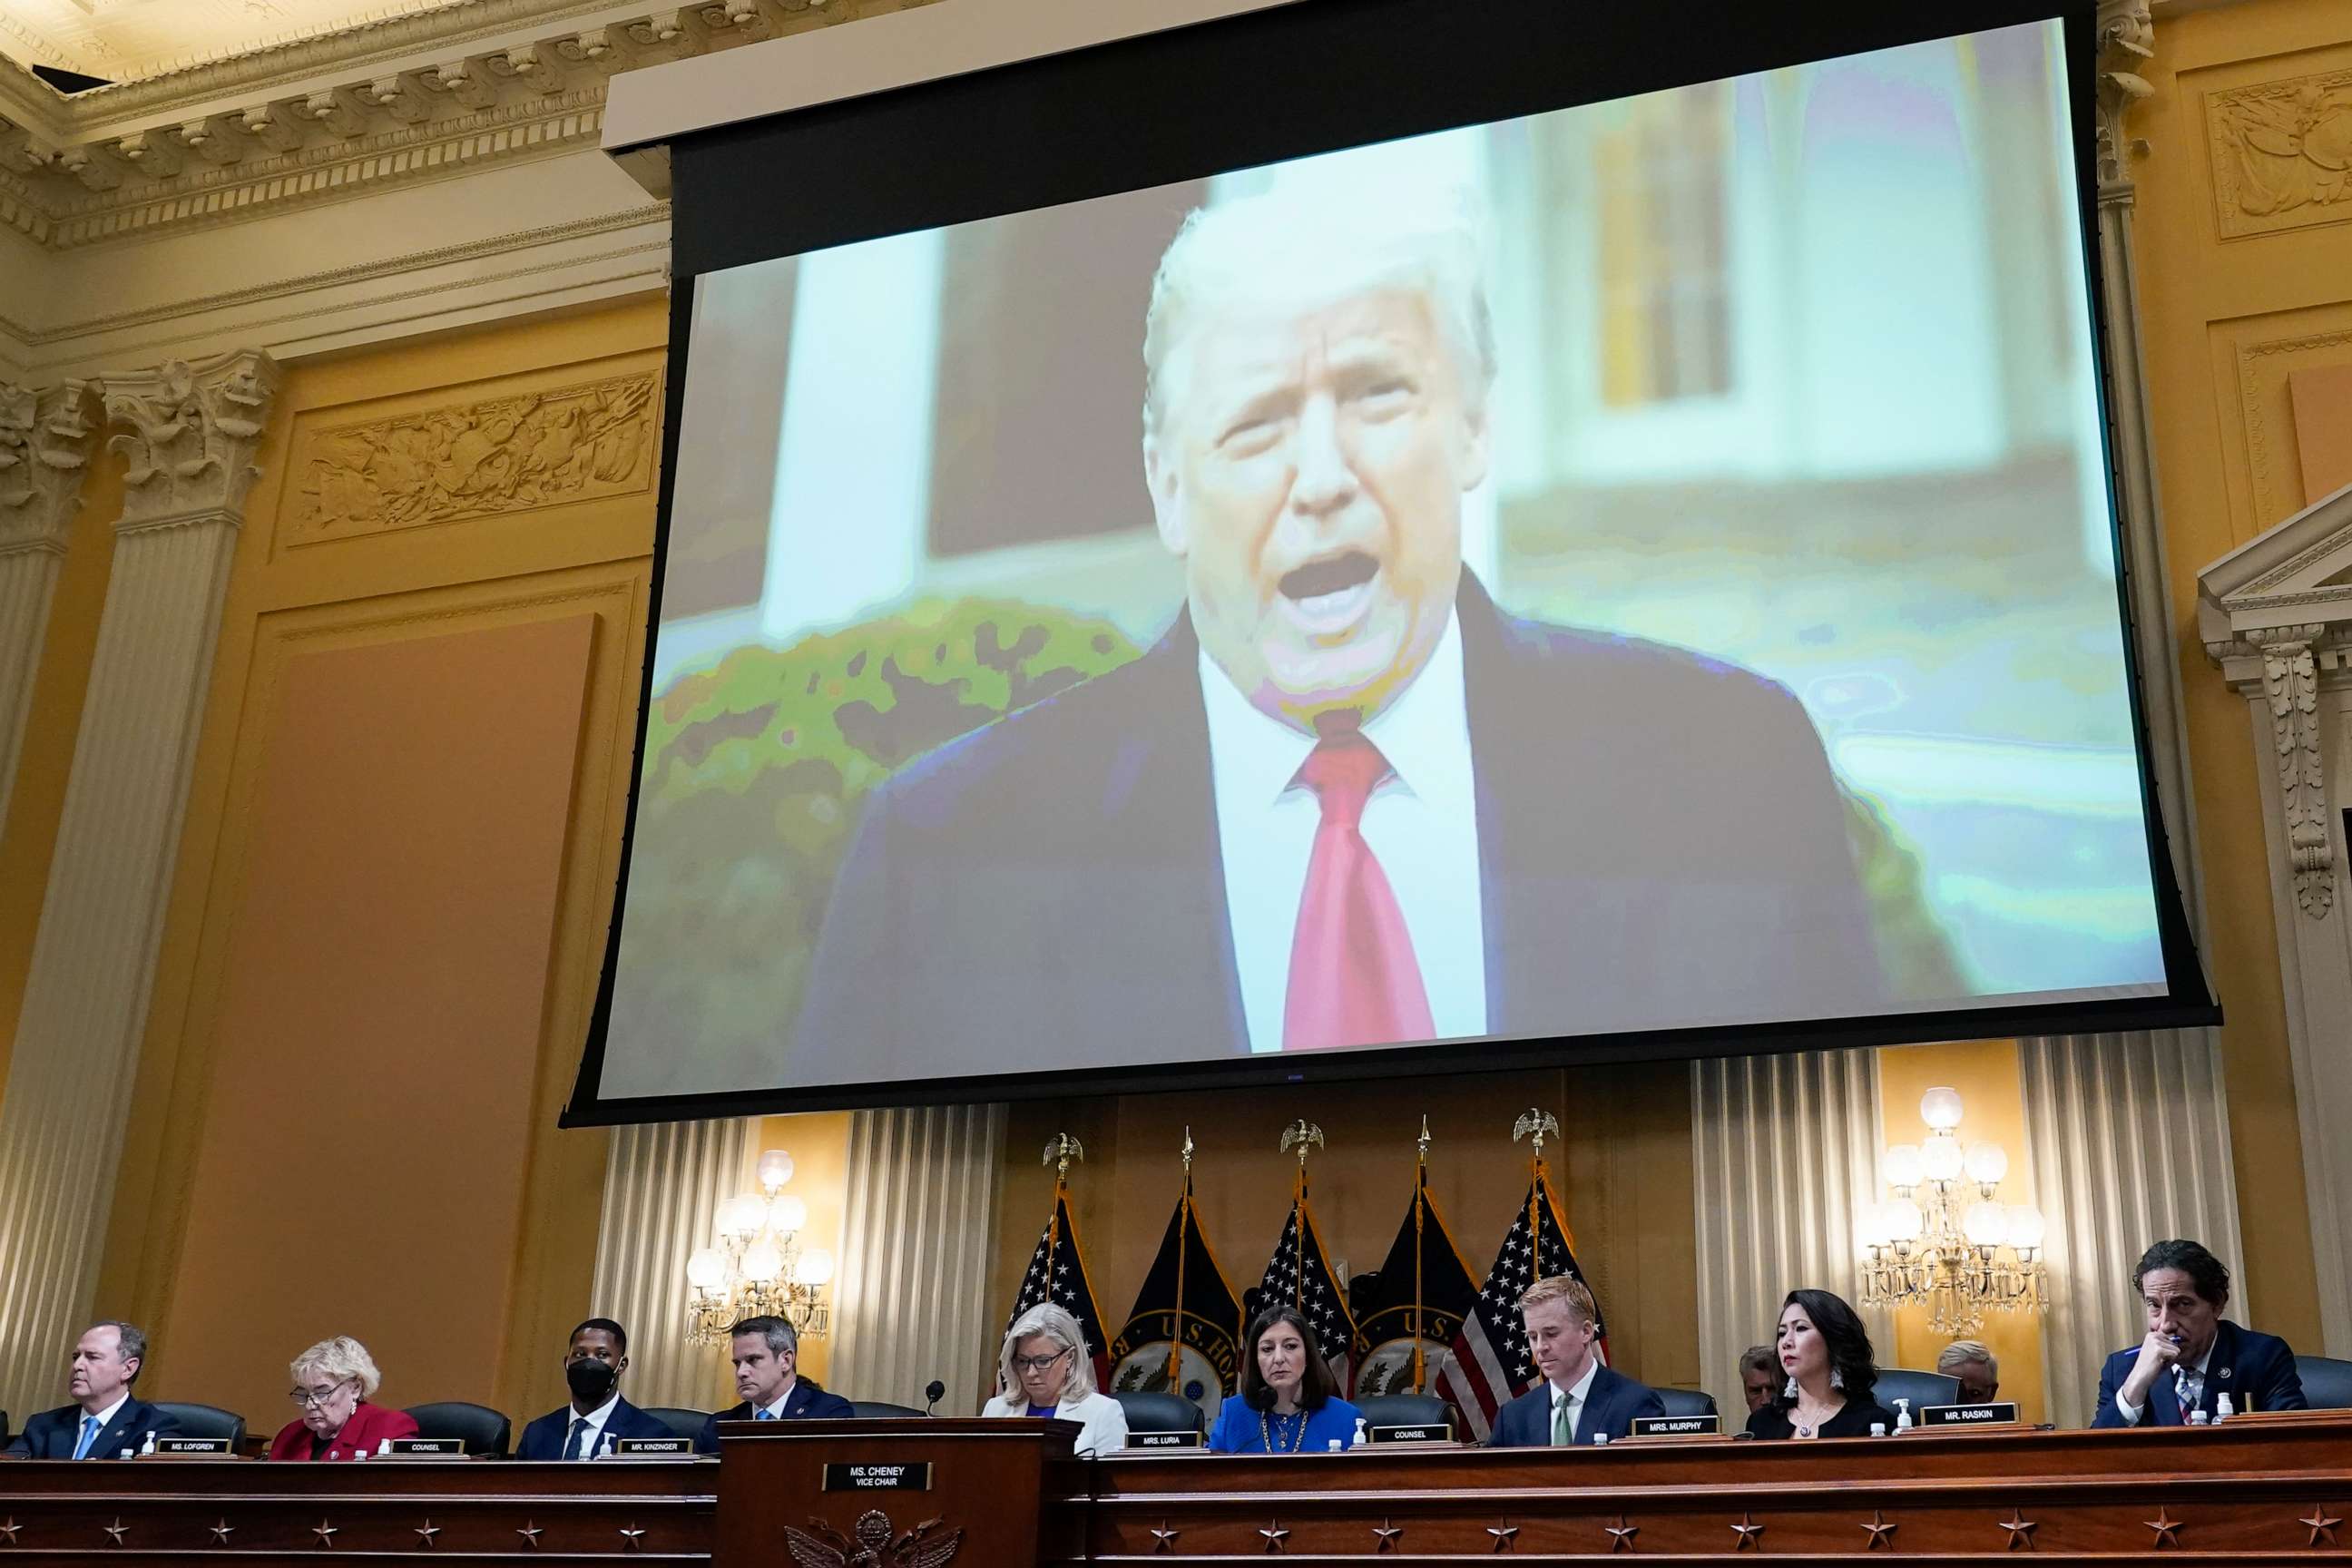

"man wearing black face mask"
[516, 1318, 673, 1460]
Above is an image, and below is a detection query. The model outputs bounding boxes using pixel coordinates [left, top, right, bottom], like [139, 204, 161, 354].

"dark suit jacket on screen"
[5, 1396, 181, 1458]
[1489, 1364, 1667, 1447]
[515, 1396, 673, 1460]
[693, 1378, 855, 1454]
[2090, 1319, 2305, 1426]
[793, 573, 1880, 1076]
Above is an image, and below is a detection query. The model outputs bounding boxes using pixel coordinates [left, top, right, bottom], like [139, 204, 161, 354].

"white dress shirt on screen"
[1199, 609, 1487, 1054]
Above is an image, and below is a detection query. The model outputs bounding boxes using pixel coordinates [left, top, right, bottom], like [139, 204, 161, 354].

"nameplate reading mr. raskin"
[1630, 1414, 1722, 1437]
[1919, 1403, 2020, 1426]
[823, 1462, 933, 1491]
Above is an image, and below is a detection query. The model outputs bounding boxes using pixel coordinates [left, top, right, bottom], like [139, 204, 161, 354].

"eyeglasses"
[1013, 1349, 1070, 1373]
[288, 1380, 354, 1409]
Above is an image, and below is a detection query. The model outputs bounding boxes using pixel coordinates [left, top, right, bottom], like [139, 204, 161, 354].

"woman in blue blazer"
[1208, 1307, 1362, 1455]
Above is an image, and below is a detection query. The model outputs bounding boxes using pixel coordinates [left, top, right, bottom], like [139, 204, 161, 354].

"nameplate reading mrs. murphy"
[823, 1462, 933, 1491]
[1630, 1414, 1722, 1437]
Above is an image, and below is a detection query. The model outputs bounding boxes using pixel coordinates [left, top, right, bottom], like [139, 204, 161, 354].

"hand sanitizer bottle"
[140, 1432, 156, 1455]
[2214, 1393, 2234, 1423]
[1894, 1398, 1913, 1433]
[378, 1437, 393, 1456]
[1351, 1417, 1367, 1448]
[601, 1433, 616, 1458]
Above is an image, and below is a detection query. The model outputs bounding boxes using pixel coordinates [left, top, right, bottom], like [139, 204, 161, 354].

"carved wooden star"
[1259, 1521, 1289, 1552]
[414, 1520, 440, 1547]
[103, 1519, 129, 1546]
[2144, 1507, 2181, 1548]
[1150, 1524, 1180, 1553]
[1606, 1514, 1640, 1552]
[2302, 1507, 2343, 1548]
[1487, 1520, 1519, 1552]
[1861, 1511, 1898, 1549]
[1997, 1511, 2036, 1551]
[1730, 1514, 1764, 1550]
[209, 1520, 235, 1545]
[515, 1523, 544, 1549]
[1373, 1519, 1403, 1552]
[619, 1524, 646, 1552]
[311, 1520, 338, 1547]
[0, 1519, 19, 1545]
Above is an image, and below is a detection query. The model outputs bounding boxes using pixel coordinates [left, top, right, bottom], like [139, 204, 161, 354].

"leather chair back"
[150, 1402, 247, 1448]
[642, 1406, 710, 1443]
[1354, 1393, 1450, 1433]
[1655, 1387, 1718, 1420]
[1111, 1390, 1203, 1435]
[2295, 1355, 2352, 1410]
[1871, 1368, 1961, 1414]
[848, 1401, 926, 1418]
[402, 1401, 513, 1457]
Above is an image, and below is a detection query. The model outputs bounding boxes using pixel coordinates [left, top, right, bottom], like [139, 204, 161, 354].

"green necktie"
[1552, 1395, 1572, 1446]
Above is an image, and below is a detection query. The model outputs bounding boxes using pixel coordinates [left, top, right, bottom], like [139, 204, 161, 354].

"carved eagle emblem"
[781, 1510, 965, 1568]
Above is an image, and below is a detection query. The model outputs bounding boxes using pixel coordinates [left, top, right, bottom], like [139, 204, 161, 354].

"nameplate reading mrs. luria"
[1129, 1430, 1202, 1448]
[149, 1436, 235, 1457]
[1631, 1414, 1722, 1437]
[823, 1462, 933, 1491]
[382, 1437, 468, 1458]
[1369, 1423, 1453, 1444]
[1918, 1402, 2021, 1426]
[612, 1436, 697, 1457]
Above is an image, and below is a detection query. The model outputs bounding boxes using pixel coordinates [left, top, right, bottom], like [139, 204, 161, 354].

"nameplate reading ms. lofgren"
[150, 1436, 235, 1457]
[1631, 1414, 1723, 1437]
[1918, 1402, 2021, 1426]
[823, 1462, 934, 1491]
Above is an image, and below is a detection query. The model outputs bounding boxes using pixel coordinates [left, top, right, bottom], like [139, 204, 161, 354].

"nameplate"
[611, 1437, 697, 1458]
[1630, 1414, 1722, 1438]
[381, 1437, 468, 1458]
[823, 1462, 932, 1491]
[1918, 1402, 2019, 1427]
[1129, 1430, 1201, 1449]
[148, 1437, 234, 1457]
[1369, 1422, 1453, 1445]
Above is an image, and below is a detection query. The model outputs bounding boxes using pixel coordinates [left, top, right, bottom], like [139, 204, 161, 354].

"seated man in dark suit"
[4, 1321, 181, 1459]
[515, 1317, 673, 1460]
[2092, 1239, 2305, 1426]
[1489, 1276, 1663, 1446]
[693, 1316, 852, 1455]
[794, 186, 1881, 1083]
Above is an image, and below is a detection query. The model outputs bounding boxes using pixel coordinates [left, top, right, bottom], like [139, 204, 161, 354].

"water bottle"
[2188, 1409, 2210, 1426]
[1592, 1432, 1610, 1446]
[1326, 1438, 1342, 1452]
[1869, 1422, 1887, 1436]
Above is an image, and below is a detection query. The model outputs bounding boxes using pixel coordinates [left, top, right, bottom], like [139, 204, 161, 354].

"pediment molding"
[2200, 482, 2352, 657]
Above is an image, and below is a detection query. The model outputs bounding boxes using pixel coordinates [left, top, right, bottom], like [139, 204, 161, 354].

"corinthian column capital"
[2095, 0, 2156, 203]
[99, 350, 282, 531]
[0, 378, 103, 557]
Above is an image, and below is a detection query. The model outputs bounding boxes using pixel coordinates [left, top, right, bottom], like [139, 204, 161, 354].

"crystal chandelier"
[1857, 1087, 2048, 1338]
[684, 1149, 835, 1347]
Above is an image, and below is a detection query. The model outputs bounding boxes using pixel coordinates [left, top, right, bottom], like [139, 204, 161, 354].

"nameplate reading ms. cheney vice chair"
[402, 1402, 512, 1458]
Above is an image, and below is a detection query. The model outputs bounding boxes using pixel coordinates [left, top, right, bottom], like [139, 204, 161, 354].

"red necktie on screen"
[1282, 730, 1435, 1051]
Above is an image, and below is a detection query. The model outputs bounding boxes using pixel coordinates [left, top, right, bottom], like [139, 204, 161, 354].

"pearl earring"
[1830, 1367, 1846, 1391]
[1783, 1376, 1798, 1399]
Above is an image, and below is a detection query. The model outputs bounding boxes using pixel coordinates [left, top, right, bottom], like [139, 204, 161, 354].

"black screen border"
[563, 0, 2218, 1127]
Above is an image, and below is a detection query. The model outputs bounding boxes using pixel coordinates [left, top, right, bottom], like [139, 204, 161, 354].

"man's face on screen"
[1146, 285, 1486, 730]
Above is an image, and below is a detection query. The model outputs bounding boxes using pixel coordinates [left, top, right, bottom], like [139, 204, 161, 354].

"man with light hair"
[798, 181, 1877, 1071]
[1936, 1338, 2000, 1405]
[1489, 1275, 1663, 1446]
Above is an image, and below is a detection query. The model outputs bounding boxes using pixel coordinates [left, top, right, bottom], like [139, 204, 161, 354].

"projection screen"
[568, 0, 2214, 1120]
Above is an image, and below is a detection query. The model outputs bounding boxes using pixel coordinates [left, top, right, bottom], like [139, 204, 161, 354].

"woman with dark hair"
[1744, 1289, 1896, 1440]
[1207, 1307, 1364, 1454]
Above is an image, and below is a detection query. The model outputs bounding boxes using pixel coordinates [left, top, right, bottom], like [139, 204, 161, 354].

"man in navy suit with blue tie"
[3, 1321, 181, 1459]
[693, 1316, 853, 1455]
[2092, 1239, 2306, 1426]
[1488, 1276, 1664, 1447]
[515, 1318, 673, 1460]
[792, 188, 1877, 1083]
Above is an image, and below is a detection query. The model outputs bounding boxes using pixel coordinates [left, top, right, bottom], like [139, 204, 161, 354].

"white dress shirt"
[76, 1394, 130, 1457]
[1199, 611, 1487, 1054]
[756, 1382, 799, 1419]
[562, 1393, 622, 1457]
[1548, 1358, 1602, 1444]
[2114, 1341, 2212, 1426]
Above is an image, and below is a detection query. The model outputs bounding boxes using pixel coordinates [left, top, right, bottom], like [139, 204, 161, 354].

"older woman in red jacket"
[268, 1336, 420, 1461]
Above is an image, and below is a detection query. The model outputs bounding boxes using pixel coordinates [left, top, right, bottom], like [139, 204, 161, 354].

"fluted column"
[0, 379, 102, 838]
[828, 1104, 1006, 1416]
[0, 351, 279, 1423]
[589, 1117, 757, 1409]
[1691, 1050, 1891, 1411]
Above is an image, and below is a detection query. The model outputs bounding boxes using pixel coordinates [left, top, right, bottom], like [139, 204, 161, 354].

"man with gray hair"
[4, 1320, 181, 1458]
[797, 182, 1876, 1072]
[1936, 1338, 2000, 1405]
[694, 1315, 852, 1454]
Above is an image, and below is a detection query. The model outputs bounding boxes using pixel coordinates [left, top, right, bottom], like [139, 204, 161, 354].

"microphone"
[925, 1380, 946, 1416]
[1248, 1386, 1278, 1414]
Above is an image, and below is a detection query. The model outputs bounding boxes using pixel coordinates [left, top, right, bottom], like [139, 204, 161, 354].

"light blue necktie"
[756, 1408, 778, 1421]
[72, 1415, 101, 1460]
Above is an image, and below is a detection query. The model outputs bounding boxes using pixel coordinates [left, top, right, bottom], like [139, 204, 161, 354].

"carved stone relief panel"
[286, 367, 659, 545]
[2230, 318, 2352, 535]
[2208, 64, 2352, 240]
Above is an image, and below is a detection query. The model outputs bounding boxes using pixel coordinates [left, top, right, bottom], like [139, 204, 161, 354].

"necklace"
[1258, 1406, 1308, 1453]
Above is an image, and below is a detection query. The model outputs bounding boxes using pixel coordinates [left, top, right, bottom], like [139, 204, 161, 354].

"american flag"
[1004, 1191, 1110, 1388]
[1248, 1198, 1356, 1386]
[1435, 1174, 1606, 1441]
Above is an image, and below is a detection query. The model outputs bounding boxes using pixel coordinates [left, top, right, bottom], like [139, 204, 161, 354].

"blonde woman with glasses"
[982, 1303, 1127, 1455]
[268, 1336, 419, 1460]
